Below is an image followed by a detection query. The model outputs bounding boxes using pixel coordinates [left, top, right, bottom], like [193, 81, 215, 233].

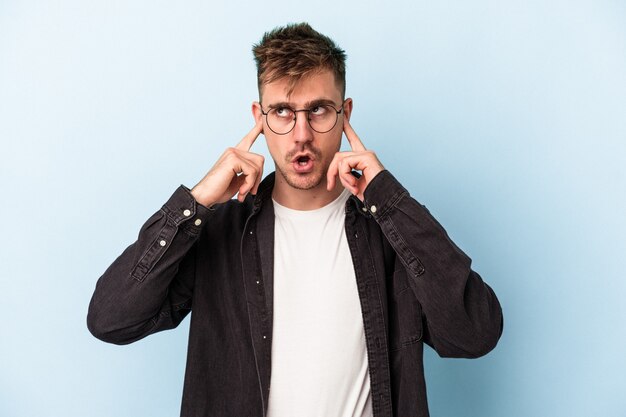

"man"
[87, 23, 503, 417]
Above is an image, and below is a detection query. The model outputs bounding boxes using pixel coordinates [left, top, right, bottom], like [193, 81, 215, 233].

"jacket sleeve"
[87, 185, 214, 345]
[363, 170, 503, 358]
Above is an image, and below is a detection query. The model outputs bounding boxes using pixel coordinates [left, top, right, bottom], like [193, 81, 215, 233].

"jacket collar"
[251, 172, 275, 213]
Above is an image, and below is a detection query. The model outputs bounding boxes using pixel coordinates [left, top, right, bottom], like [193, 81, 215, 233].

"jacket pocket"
[388, 270, 423, 352]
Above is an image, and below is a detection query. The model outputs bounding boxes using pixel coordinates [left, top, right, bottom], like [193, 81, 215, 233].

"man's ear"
[343, 98, 353, 121]
[251, 102, 264, 129]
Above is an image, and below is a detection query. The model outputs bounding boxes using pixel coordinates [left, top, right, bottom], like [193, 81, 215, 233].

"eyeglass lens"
[266, 105, 340, 135]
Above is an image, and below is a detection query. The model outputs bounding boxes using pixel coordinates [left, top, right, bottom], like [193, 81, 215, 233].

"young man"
[87, 23, 503, 417]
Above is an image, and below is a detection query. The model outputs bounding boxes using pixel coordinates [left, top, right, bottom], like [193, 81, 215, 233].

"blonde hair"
[252, 23, 347, 99]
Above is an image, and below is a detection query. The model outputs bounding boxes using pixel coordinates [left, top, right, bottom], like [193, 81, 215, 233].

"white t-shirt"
[267, 189, 373, 417]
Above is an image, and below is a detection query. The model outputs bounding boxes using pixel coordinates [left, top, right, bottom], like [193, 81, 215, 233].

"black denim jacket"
[87, 170, 503, 417]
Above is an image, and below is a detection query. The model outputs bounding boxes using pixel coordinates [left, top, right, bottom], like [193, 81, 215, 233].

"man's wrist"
[190, 186, 216, 209]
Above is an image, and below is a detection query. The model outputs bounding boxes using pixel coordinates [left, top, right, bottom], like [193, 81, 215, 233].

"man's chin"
[280, 168, 325, 191]
[287, 175, 324, 191]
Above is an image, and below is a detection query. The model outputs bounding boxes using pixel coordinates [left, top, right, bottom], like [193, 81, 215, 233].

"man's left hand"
[326, 118, 385, 201]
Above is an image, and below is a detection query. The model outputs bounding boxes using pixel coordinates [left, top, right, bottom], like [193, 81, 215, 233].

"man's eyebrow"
[266, 98, 339, 109]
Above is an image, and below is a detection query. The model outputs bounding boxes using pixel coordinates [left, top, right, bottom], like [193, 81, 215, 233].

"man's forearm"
[364, 170, 503, 357]
[87, 186, 211, 345]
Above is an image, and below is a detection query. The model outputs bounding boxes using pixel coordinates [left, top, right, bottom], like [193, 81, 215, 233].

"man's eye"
[310, 106, 328, 116]
[274, 107, 293, 118]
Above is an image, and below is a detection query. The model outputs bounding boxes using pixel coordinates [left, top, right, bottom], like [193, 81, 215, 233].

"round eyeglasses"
[260, 103, 344, 135]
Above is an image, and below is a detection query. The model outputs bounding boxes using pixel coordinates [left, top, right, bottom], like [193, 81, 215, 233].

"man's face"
[253, 70, 352, 192]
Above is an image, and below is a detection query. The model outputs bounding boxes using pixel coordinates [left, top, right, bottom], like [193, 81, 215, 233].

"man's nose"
[292, 111, 314, 143]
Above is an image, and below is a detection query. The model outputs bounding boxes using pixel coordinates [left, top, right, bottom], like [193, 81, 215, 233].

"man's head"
[251, 23, 352, 198]
[252, 22, 347, 100]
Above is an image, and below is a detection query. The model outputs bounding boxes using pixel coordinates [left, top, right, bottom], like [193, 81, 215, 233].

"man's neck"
[271, 174, 345, 211]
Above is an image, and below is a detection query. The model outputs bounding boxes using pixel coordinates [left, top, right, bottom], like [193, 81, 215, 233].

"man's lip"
[292, 158, 315, 173]
[291, 153, 315, 163]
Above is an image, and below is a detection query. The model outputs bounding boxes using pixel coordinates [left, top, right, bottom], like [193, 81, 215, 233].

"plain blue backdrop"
[1, 1, 625, 416]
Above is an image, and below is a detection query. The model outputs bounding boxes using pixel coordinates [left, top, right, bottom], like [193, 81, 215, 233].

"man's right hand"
[190, 121, 264, 207]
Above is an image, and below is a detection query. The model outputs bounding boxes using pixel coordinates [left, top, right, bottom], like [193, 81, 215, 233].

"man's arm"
[87, 186, 212, 345]
[328, 118, 502, 358]
[87, 122, 265, 345]
[364, 170, 503, 358]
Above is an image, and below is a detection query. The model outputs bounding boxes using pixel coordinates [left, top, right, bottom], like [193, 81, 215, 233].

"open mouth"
[296, 155, 311, 166]
[291, 153, 315, 173]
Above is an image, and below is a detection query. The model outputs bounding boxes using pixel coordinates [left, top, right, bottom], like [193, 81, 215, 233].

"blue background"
[1, 1, 625, 416]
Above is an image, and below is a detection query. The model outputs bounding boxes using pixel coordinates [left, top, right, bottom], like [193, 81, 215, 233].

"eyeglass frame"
[259, 100, 346, 135]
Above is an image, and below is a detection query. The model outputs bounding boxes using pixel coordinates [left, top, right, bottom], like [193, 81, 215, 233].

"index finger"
[235, 120, 263, 151]
[343, 118, 366, 152]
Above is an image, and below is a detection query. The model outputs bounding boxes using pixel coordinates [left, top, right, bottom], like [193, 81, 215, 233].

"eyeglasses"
[260, 103, 344, 135]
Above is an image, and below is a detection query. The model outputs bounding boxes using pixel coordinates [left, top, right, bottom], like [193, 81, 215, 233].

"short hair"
[252, 23, 347, 100]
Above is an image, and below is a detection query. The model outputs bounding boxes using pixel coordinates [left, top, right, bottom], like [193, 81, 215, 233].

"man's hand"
[191, 121, 264, 207]
[326, 118, 384, 201]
